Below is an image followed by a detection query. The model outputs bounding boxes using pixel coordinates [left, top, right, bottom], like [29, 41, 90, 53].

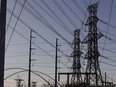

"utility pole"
[70, 29, 82, 86]
[55, 38, 58, 87]
[82, 2, 103, 86]
[28, 30, 33, 87]
[0, 0, 7, 87]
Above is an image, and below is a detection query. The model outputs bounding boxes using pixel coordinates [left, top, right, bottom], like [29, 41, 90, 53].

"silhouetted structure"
[32, 82, 37, 87]
[82, 2, 103, 86]
[70, 29, 82, 86]
[15, 76, 24, 87]
[0, 0, 7, 87]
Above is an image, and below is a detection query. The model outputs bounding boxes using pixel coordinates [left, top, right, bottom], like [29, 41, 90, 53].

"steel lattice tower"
[15, 77, 24, 87]
[82, 3, 103, 86]
[71, 29, 82, 86]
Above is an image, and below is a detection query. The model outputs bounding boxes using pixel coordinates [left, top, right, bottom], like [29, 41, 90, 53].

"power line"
[18, 0, 73, 58]
[7, 23, 53, 58]
[102, 34, 116, 44]
[98, 28, 116, 38]
[61, 0, 87, 39]
[41, 0, 88, 52]
[100, 61, 116, 68]
[33, 0, 73, 36]
[61, 0, 83, 24]
[6, 0, 18, 32]
[100, 55, 116, 64]
[52, 0, 87, 54]
[102, 0, 113, 56]
[8, 22, 70, 69]
[7, 8, 71, 69]
[72, 0, 86, 15]
[99, 47, 116, 54]
[52, 0, 78, 29]
[24, 0, 72, 47]
[8, 25, 29, 42]
[5, 0, 27, 51]
[99, 19, 116, 30]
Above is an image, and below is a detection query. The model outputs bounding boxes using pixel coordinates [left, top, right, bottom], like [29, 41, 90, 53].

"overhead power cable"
[61, 0, 83, 24]
[20, 0, 72, 58]
[61, 0, 88, 43]
[61, 0, 87, 42]
[99, 19, 116, 30]
[8, 24, 70, 68]
[100, 55, 116, 64]
[41, 0, 86, 44]
[13, 1, 73, 65]
[6, 0, 18, 32]
[98, 28, 116, 44]
[102, 0, 113, 55]
[98, 28, 116, 38]
[72, 0, 86, 15]
[100, 61, 116, 68]
[8, 25, 29, 41]
[7, 6, 71, 68]
[100, 32, 116, 44]
[99, 47, 116, 54]
[52, 0, 78, 29]
[5, 0, 27, 51]
[50, 0, 88, 57]
[33, 0, 73, 36]
[33, 30, 70, 58]
[21, 0, 72, 47]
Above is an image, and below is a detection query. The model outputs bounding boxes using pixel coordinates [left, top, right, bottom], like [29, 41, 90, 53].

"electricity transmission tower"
[70, 29, 82, 86]
[82, 2, 103, 86]
[15, 76, 24, 87]
[32, 82, 37, 87]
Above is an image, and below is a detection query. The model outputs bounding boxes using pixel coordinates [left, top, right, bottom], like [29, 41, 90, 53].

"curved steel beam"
[5, 70, 53, 87]
[5, 67, 62, 87]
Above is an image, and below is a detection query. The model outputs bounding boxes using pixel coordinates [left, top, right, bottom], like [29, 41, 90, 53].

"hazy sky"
[4, 0, 116, 87]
